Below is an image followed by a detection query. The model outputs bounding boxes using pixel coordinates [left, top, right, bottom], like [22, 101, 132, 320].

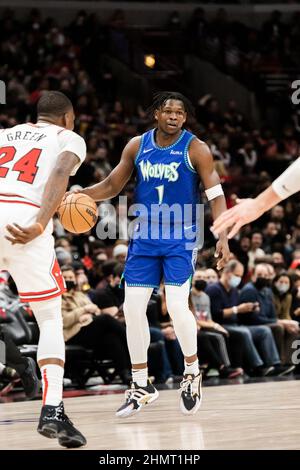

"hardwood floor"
[0, 380, 299, 450]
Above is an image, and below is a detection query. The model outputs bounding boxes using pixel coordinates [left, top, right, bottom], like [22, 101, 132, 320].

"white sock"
[132, 368, 148, 387]
[184, 359, 199, 376]
[41, 364, 64, 406]
[0, 363, 5, 374]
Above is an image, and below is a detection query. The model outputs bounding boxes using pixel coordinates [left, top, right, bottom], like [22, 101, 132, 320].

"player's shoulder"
[56, 127, 85, 144]
[129, 135, 143, 145]
[189, 135, 211, 154]
[126, 135, 143, 151]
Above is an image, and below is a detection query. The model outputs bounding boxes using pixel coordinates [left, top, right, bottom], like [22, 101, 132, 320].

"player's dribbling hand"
[214, 238, 230, 270]
[5, 223, 43, 245]
[63, 188, 82, 200]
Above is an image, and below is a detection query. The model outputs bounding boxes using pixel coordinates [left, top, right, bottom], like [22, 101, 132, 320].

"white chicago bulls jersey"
[0, 122, 86, 205]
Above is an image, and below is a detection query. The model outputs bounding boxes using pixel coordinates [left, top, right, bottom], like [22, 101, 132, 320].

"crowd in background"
[1, 6, 300, 390]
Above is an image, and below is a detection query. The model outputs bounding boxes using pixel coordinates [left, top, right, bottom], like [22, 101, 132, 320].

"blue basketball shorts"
[123, 239, 198, 288]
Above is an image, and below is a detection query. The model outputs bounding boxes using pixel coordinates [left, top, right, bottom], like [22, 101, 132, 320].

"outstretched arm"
[189, 139, 230, 270]
[78, 137, 140, 201]
[212, 156, 300, 238]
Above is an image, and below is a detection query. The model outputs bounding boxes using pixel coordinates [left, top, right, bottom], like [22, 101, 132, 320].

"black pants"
[197, 331, 226, 369]
[268, 323, 299, 365]
[223, 327, 252, 368]
[68, 314, 131, 373]
[0, 327, 27, 375]
[199, 326, 248, 368]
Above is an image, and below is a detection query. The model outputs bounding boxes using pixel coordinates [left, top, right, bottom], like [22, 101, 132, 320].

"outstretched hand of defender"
[214, 238, 230, 270]
[5, 223, 43, 245]
[212, 198, 260, 239]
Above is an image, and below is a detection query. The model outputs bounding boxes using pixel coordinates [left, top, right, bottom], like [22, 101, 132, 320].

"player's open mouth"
[166, 123, 177, 129]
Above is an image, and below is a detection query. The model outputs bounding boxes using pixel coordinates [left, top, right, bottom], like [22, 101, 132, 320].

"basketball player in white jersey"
[0, 91, 87, 447]
[212, 156, 300, 238]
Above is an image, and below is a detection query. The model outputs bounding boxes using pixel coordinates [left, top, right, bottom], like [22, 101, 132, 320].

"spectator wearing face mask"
[206, 260, 285, 376]
[239, 264, 296, 372]
[272, 273, 300, 364]
[273, 273, 294, 319]
[191, 270, 243, 379]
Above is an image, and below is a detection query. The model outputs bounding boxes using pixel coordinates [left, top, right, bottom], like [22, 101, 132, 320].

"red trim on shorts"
[0, 193, 28, 198]
[19, 286, 59, 296]
[19, 288, 66, 303]
[19, 256, 66, 303]
[42, 369, 48, 406]
[51, 258, 66, 293]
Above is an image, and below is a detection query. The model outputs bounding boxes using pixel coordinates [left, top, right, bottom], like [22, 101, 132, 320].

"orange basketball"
[57, 193, 98, 234]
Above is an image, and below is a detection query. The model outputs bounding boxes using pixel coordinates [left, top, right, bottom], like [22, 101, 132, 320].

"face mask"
[275, 283, 289, 294]
[66, 280, 76, 291]
[255, 277, 270, 290]
[194, 280, 207, 291]
[229, 275, 242, 288]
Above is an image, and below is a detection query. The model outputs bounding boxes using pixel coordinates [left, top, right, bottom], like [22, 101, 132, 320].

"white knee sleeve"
[29, 297, 65, 363]
[165, 280, 197, 358]
[123, 284, 153, 365]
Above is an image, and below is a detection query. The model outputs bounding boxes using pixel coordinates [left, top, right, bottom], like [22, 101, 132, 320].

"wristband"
[232, 306, 238, 314]
[205, 184, 224, 201]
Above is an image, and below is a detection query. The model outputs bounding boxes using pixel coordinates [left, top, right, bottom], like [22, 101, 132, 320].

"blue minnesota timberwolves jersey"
[124, 128, 201, 287]
[131, 128, 200, 252]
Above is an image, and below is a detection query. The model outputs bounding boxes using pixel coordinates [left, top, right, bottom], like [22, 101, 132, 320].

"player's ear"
[64, 110, 75, 131]
[154, 110, 159, 121]
[182, 113, 187, 124]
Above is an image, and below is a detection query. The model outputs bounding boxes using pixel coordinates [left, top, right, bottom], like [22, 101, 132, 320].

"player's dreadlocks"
[147, 91, 195, 119]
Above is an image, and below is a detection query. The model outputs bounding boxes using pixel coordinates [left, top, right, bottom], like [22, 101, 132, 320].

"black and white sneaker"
[179, 373, 202, 415]
[37, 401, 86, 448]
[20, 357, 40, 399]
[116, 380, 159, 418]
[269, 364, 296, 377]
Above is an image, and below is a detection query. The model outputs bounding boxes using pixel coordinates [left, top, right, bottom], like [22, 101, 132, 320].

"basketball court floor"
[1, 379, 300, 450]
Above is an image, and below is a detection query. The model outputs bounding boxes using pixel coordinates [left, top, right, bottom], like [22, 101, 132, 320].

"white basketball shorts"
[0, 195, 66, 302]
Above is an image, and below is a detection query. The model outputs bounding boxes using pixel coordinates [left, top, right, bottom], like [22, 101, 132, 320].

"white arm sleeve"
[57, 130, 87, 176]
[272, 157, 300, 200]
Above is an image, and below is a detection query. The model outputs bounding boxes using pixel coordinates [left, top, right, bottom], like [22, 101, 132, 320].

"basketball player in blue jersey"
[75, 92, 230, 416]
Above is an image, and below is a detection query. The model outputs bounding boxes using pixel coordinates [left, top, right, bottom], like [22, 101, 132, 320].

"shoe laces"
[124, 382, 146, 402]
[179, 375, 193, 397]
[51, 402, 73, 424]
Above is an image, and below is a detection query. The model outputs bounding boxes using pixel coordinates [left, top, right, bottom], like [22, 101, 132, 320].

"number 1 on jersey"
[155, 185, 164, 205]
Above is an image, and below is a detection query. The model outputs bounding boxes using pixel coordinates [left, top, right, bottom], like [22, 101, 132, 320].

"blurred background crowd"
[1, 3, 300, 394]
